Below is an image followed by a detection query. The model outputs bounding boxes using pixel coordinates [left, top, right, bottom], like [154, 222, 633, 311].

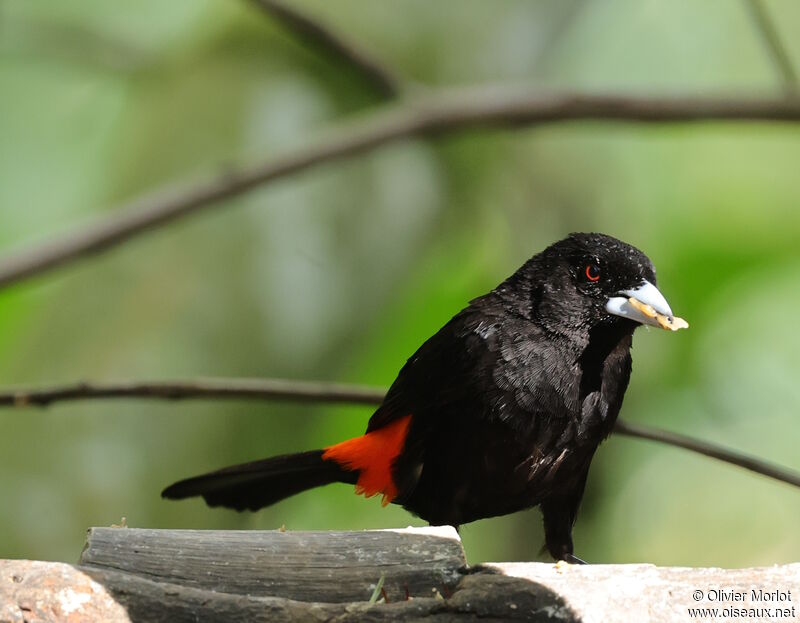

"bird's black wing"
[364, 294, 587, 508]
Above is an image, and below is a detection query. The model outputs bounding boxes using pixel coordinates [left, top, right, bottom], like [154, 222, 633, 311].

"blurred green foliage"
[1, 0, 799, 566]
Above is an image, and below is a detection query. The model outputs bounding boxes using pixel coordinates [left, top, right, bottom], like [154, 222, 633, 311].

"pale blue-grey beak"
[605, 280, 679, 329]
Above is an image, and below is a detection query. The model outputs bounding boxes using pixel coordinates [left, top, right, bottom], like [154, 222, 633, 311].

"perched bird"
[163, 233, 687, 562]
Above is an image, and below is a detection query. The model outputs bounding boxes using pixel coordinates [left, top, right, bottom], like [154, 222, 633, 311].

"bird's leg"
[542, 509, 588, 564]
[541, 498, 576, 561]
[541, 471, 589, 564]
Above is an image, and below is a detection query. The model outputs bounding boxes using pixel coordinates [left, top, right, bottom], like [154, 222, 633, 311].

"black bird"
[163, 233, 687, 562]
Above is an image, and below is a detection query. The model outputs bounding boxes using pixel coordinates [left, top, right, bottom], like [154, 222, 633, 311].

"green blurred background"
[1, 0, 799, 566]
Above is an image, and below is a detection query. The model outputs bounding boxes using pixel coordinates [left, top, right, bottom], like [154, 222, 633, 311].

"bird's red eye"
[585, 264, 601, 282]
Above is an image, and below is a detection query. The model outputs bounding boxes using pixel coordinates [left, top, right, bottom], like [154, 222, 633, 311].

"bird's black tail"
[161, 450, 357, 511]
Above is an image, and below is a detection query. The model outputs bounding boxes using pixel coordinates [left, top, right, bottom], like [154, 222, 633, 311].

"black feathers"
[163, 233, 679, 561]
[162, 450, 356, 511]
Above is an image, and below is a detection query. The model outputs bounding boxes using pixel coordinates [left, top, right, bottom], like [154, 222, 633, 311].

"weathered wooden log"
[0, 559, 575, 622]
[1, 527, 798, 622]
[79, 526, 466, 603]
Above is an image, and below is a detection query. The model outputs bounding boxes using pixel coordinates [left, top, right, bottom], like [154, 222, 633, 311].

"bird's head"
[498, 232, 687, 339]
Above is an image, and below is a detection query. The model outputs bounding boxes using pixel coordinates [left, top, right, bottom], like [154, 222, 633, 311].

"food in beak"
[628, 297, 689, 331]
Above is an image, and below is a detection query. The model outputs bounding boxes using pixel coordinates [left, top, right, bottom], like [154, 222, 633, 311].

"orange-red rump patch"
[322, 415, 412, 506]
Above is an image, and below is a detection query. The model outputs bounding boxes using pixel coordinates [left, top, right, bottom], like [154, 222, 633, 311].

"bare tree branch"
[2, 89, 800, 290]
[614, 420, 800, 489]
[1, 376, 799, 492]
[0, 378, 385, 407]
[244, 0, 403, 97]
[743, 0, 798, 94]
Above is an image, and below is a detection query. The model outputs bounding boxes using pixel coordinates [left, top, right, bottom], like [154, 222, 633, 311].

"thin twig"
[614, 420, 800, 489]
[244, 0, 402, 97]
[743, 0, 798, 94]
[0, 378, 385, 407]
[1, 377, 799, 492]
[2, 89, 800, 290]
